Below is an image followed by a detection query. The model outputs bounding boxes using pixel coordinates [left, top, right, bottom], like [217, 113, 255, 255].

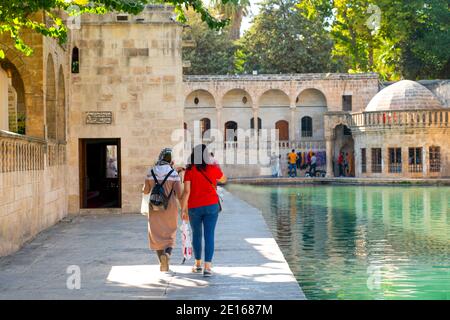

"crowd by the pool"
[270, 150, 354, 178]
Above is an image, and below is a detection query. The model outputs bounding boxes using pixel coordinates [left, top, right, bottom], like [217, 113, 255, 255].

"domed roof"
[366, 80, 443, 112]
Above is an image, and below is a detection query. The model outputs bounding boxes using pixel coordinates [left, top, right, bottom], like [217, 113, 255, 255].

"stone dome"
[366, 80, 443, 112]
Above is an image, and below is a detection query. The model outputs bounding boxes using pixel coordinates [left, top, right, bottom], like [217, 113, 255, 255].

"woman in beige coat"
[143, 148, 182, 272]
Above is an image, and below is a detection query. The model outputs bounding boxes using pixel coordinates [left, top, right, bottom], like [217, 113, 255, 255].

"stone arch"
[222, 89, 253, 108]
[57, 66, 66, 141]
[46, 54, 57, 140]
[258, 89, 290, 107]
[0, 58, 26, 134]
[296, 88, 327, 107]
[185, 89, 215, 109]
[0, 44, 44, 137]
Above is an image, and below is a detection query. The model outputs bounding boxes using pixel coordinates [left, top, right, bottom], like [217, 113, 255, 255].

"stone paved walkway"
[0, 189, 305, 300]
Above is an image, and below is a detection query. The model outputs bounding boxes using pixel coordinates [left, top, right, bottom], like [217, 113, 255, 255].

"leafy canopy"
[0, 0, 237, 58]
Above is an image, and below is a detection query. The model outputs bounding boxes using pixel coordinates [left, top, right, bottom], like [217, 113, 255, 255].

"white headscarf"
[146, 148, 180, 182]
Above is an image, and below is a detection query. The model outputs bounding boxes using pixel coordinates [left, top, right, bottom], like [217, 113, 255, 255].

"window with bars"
[371, 148, 382, 173]
[343, 95, 352, 111]
[429, 146, 441, 172]
[388, 148, 402, 173]
[361, 148, 367, 173]
[301, 116, 313, 137]
[408, 147, 423, 172]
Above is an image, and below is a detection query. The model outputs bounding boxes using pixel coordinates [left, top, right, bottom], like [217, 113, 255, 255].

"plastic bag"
[180, 220, 192, 264]
[140, 193, 150, 215]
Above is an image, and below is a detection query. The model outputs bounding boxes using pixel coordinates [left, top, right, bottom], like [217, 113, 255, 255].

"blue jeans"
[288, 163, 297, 177]
[188, 203, 219, 263]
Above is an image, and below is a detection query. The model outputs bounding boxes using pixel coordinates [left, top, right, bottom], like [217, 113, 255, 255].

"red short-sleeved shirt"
[184, 164, 223, 209]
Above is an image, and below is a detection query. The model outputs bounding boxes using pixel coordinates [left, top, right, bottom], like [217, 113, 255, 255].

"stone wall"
[0, 132, 67, 256]
[67, 6, 183, 214]
[353, 128, 450, 178]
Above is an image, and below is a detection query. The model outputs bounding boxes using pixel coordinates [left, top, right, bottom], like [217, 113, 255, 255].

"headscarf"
[146, 147, 180, 182]
[156, 148, 172, 166]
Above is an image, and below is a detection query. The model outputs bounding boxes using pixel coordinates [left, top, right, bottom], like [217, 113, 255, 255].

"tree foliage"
[183, 9, 237, 75]
[237, 0, 338, 74]
[211, 0, 251, 40]
[0, 0, 236, 58]
[298, 0, 450, 80]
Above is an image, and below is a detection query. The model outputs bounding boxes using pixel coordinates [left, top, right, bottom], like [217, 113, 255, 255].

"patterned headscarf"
[156, 148, 172, 166]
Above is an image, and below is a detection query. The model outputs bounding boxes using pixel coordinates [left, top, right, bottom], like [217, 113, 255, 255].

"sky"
[241, 0, 261, 35]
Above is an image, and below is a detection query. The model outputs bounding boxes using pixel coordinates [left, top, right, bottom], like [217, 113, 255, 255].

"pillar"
[290, 103, 296, 147]
[326, 137, 334, 177]
[422, 144, 428, 177]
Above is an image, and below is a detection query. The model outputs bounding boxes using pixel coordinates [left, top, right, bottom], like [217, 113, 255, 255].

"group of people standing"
[270, 149, 319, 178]
[336, 151, 354, 177]
[143, 145, 226, 277]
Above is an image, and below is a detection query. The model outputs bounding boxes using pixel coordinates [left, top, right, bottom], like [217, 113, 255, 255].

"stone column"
[325, 137, 334, 177]
[216, 106, 222, 150]
[290, 103, 296, 147]
[422, 144, 428, 177]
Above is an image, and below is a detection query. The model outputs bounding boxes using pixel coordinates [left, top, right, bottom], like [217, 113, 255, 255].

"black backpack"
[149, 169, 174, 211]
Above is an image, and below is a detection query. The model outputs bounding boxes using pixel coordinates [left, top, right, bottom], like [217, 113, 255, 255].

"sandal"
[192, 265, 203, 273]
[203, 268, 213, 277]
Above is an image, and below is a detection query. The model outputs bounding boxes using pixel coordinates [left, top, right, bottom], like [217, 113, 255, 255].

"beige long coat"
[144, 165, 182, 251]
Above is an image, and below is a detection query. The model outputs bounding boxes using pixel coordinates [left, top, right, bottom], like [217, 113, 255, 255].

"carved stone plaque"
[86, 112, 113, 124]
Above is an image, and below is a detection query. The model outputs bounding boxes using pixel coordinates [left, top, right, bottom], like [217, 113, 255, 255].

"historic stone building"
[0, 5, 449, 256]
[351, 80, 450, 178]
[184, 76, 449, 178]
[0, 6, 183, 256]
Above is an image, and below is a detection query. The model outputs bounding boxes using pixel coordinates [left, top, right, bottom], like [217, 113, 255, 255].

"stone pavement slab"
[0, 189, 305, 300]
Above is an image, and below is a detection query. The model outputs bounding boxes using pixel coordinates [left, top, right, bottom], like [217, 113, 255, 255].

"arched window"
[224, 121, 238, 142]
[301, 116, 312, 137]
[71, 47, 79, 73]
[200, 118, 211, 139]
[250, 117, 262, 132]
[275, 120, 289, 141]
[57, 67, 66, 141]
[46, 55, 57, 140]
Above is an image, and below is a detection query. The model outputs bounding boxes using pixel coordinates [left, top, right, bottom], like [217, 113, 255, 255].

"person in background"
[288, 149, 298, 177]
[270, 152, 279, 177]
[337, 152, 344, 177]
[143, 148, 182, 272]
[310, 152, 317, 177]
[181, 144, 227, 277]
[344, 152, 349, 176]
[277, 155, 282, 177]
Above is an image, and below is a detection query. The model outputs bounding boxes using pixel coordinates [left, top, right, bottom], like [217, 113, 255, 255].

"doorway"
[79, 138, 121, 208]
[333, 125, 355, 177]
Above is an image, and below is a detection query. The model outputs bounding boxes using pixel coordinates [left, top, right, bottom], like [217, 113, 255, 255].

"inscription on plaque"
[86, 112, 113, 124]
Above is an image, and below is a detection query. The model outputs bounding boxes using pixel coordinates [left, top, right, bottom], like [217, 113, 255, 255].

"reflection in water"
[227, 185, 450, 300]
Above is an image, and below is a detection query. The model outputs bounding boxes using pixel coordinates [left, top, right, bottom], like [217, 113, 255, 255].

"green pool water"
[226, 184, 450, 300]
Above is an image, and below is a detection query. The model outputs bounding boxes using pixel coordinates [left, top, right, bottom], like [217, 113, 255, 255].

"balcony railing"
[0, 130, 66, 173]
[351, 109, 450, 128]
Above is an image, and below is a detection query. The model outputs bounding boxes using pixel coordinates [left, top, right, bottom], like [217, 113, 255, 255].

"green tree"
[238, 0, 337, 74]
[183, 9, 237, 74]
[298, 0, 450, 80]
[211, 0, 251, 40]
[0, 0, 236, 58]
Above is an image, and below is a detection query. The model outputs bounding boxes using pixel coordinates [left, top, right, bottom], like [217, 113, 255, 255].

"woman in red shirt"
[181, 144, 227, 277]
